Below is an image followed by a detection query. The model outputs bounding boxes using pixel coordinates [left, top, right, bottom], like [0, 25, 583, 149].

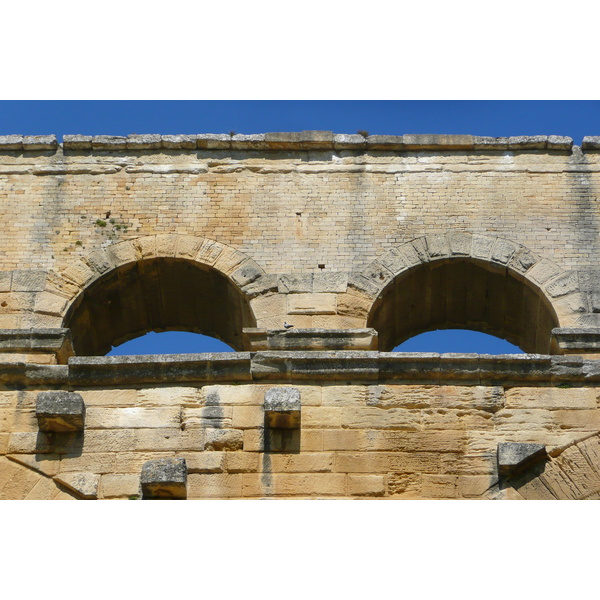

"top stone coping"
[0, 132, 583, 153]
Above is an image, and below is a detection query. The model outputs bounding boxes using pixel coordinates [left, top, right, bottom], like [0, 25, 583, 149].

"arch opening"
[107, 331, 234, 355]
[368, 258, 560, 354]
[64, 257, 256, 355]
[393, 329, 524, 354]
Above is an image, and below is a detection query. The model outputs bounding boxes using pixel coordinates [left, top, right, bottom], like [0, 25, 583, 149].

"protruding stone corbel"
[264, 387, 301, 429]
[497, 442, 547, 476]
[141, 458, 188, 499]
[36, 391, 85, 432]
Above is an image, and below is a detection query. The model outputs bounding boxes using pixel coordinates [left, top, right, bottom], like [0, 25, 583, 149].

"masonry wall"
[3, 132, 600, 499]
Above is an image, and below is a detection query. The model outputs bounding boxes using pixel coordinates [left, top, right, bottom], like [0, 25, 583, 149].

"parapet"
[0, 131, 593, 153]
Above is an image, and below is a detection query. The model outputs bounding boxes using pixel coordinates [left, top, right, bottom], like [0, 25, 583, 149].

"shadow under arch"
[367, 257, 560, 354]
[64, 257, 256, 355]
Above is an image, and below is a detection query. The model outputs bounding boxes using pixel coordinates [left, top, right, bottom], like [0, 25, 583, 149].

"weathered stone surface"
[36, 391, 85, 432]
[54, 472, 99, 499]
[22, 135, 57, 150]
[264, 387, 301, 429]
[141, 457, 187, 499]
[63, 135, 93, 150]
[497, 442, 547, 476]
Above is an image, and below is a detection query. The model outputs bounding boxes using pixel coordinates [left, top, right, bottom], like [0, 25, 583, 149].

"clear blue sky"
[2, 100, 597, 355]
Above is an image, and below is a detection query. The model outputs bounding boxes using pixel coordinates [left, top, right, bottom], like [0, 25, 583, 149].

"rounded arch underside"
[368, 258, 560, 354]
[64, 257, 256, 355]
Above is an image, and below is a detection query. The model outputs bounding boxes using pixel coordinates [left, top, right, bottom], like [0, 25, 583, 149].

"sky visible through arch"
[2, 100, 598, 355]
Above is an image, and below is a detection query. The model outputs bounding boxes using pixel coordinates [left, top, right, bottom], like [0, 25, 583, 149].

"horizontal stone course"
[0, 132, 585, 153]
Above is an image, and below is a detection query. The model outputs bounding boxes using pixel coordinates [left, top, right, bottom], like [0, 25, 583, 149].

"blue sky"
[2, 100, 597, 355]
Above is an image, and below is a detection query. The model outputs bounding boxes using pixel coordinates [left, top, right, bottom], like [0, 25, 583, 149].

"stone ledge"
[0, 132, 584, 154]
[553, 327, 600, 352]
[0, 328, 74, 364]
[3, 352, 600, 387]
[243, 328, 378, 351]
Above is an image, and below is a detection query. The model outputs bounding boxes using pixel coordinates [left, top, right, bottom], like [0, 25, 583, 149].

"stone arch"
[43, 235, 264, 355]
[361, 233, 581, 354]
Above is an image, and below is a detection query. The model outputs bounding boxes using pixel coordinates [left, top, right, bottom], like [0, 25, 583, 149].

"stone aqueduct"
[2, 131, 600, 499]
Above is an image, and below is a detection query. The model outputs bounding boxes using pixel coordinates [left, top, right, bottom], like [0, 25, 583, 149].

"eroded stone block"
[497, 442, 547, 476]
[141, 457, 187, 499]
[36, 391, 85, 432]
[264, 387, 301, 429]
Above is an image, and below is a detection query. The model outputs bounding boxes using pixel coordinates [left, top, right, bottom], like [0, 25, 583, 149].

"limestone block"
[36, 391, 85, 432]
[141, 457, 187, 499]
[545, 271, 579, 298]
[241, 472, 346, 497]
[335, 452, 442, 474]
[0, 135, 23, 150]
[34, 291, 68, 316]
[101, 474, 142, 498]
[108, 240, 137, 266]
[497, 442, 547, 476]
[508, 136, 547, 150]
[366, 135, 405, 150]
[447, 232, 472, 256]
[470, 235, 495, 261]
[552, 409, 600, 430]
[161, 134, 197, 149]
[527, 259, 562, 285]
[182, 451, 225, 473]
[492, 408, 554, 431]
[126, 134, 162, 150]
[361, 261, 395, 287]
[426, 234, 450, 259]
[347, 475, 386, 496]
[287, 293, 336, 315]
[312, 272, 348, 293]
[195, 239, 224, 266]
[22, 135, 58, 150]
[63, 135, 92, 150]
[387, 473, 422, 497]
[250, 294, 287, 322]
[231, 134, 266, 149]
[85, 406, 181, 429]
[547, 135, 573, 150]
[378, 248, 409, 275]
[264, 387, 301, 429]
[582, 136, 600, 150]
[505, 387, 596, 410]
[91, 135, 127, 149]
[24, 478, 63, 500]
[204, 428, 243, 451]
[491, 238, 519, 265]
[347, 273, 382, 298]
[187, 473, 242, 498]
[0, 272, 11, 292]
[278, 274, 313, 293]
[333, 134, 366, 149]
[196, 134, 231, 149]
[403, 134, 473, 149]
[421, 408, 493, 430]
[458, 475, 496, 498]
[232, 405, 265, 429]
[230, 261, 262, 287]
[5, 453, 60, 477]
[509, 247, 539, 273]
[266, 452, 334, 473]
[11, 270, 46, 292]
[473, 136, 509, 150]
[341, 406, 421, 430]
[54, 472, 99, 499]
[224, 452, 259, 473]
[421, 475, 458, 498]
